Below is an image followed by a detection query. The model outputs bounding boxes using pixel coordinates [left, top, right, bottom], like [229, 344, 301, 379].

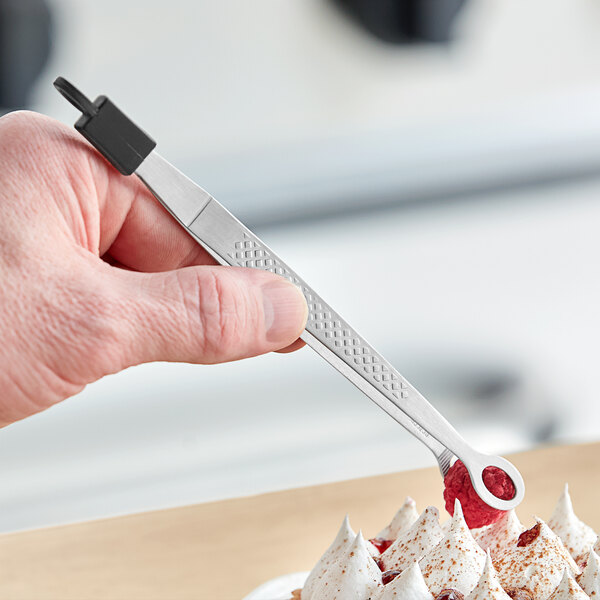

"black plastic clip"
[53, 77, 156, 176]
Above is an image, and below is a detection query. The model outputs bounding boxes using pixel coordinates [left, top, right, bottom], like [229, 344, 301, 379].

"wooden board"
[0, 442, 598, 600]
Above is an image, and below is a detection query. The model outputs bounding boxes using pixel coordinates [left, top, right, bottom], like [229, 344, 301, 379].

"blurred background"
[1, 0, 600, 533]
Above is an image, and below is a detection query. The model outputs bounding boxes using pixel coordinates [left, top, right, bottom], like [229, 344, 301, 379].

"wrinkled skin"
[0, 111, 307, 426]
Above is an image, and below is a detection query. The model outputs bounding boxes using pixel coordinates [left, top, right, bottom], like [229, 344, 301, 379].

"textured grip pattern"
[229, 233, 409, 401]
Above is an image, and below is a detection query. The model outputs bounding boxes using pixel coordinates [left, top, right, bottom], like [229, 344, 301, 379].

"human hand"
[0, 111, 308, 426]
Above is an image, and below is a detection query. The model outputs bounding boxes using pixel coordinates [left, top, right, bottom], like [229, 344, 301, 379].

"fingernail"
[262, 280, 308, 343]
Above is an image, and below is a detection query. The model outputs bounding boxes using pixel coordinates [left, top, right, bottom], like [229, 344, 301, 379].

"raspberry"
[369, 538, 393, 554]
[505, 589, 534, 600]
[516, 523, 541, 547]
[443, 459, 515, 528]
[381, 570, 402, 585]
[435, 589, 465, 600]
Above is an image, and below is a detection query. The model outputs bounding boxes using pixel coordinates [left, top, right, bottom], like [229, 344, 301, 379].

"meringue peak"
[473, 509, 524, 558]
[495, 519, 581, 600]
[577, 549, 600, 598]
[376, 562, 433, 600]
[548, 568, 588, 599]
[381, 506, 443, 572]
[301, 514, 356, 599]
[548, 484, 597, 563]
[449, 498, 471, 534]
[419, 499, 486, 595]
[466, 551, 511, 600]
[310, 531, 382, 600]
[377, 496, 419, 540]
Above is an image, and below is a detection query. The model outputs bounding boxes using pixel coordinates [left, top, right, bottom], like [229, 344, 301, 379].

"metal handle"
[136, 151, 525, 511]
[136, 154, 448, 449]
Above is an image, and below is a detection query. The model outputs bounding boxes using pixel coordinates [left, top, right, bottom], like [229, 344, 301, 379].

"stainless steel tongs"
[54, 77, 525, 511]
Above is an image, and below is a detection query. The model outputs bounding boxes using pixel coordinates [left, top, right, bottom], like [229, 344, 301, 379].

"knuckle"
[195, 270, 249, 361]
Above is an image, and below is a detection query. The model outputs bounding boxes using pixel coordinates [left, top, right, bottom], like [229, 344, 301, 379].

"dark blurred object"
[0, 0, 52, 111]
[332, 0, 467, 43]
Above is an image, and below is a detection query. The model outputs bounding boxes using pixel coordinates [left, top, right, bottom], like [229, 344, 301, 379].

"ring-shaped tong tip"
[461, 454, 525, 511]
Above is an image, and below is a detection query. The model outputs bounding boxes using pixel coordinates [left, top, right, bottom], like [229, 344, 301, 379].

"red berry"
[435, 589, 465, 600]
[505, 589, 534, 600]
[382, 570, 402, 585]
[369, 537, 393, 554]
[442, 459, 515, 528]
[516, 523, 541, 547]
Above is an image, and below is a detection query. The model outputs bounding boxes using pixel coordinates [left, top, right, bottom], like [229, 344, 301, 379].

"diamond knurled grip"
[228, 232, 411, 403]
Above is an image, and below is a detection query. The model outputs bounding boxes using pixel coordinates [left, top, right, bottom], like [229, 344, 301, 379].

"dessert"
[380, 507, 444, 572]
[548, 485, 597, 564]
[473, 509, 524, 557]
[466, 551, 511, 600]
[419, 500, 486, 595]
[547, 570, 588, 600]
[301, 516, 380, 599]
[494, 520, 580, 599]
[297, 485, 597, 600]
[375, 561, 433, 600]
[577, 550, 600, 597]
[375, 496, 419, 542]
[309, 531, 382, 600]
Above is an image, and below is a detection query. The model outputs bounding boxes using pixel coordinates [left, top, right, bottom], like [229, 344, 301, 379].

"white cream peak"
[418, 499, 486, 596]
[309, 531, 382, 600]
[548, 568, 588, 600]
[494, 519, 581, 600]
[473, 509, 524, 557]
[302, 514, 355, 599]
[381, 506, 443, 572]
[466, 551, 511, 600]
[377, 497, 419, 540]
[578, 549, 600, 598]
[375, 562, 433, 600]
[549, 484, 597, 561]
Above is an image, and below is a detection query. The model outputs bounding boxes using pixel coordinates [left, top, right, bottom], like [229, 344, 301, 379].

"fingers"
[0, 111, 217, 271]
[98, 174, 216, 271]
[106, 265, 308, 367]
[276, 339, 306, 353]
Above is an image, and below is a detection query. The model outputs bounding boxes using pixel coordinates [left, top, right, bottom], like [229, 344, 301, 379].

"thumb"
[109, 265, 308, 366]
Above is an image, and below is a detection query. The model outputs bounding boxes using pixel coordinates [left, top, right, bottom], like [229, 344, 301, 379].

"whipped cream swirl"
[375, 562, 433, 600]
[309, 531, 381, 600]
[495, 519, 581, 600]
[377, 496, 419, 540]
[473, 509, 524, 558]
[548, 569, 589, 600]
[302, 515, 355, 599]
[381, 507, 443, 572]
[577, 550, 600, 598]
[549, 485, 597, 562]
[419, 500, 486, 596]
[466, 551, 511, 600]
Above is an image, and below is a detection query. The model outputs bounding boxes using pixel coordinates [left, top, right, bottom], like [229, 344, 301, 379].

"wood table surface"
[0, 442, 598, 600]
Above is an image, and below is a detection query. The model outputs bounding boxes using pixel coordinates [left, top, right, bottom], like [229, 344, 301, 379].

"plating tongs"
[54, 77, 525, 511]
